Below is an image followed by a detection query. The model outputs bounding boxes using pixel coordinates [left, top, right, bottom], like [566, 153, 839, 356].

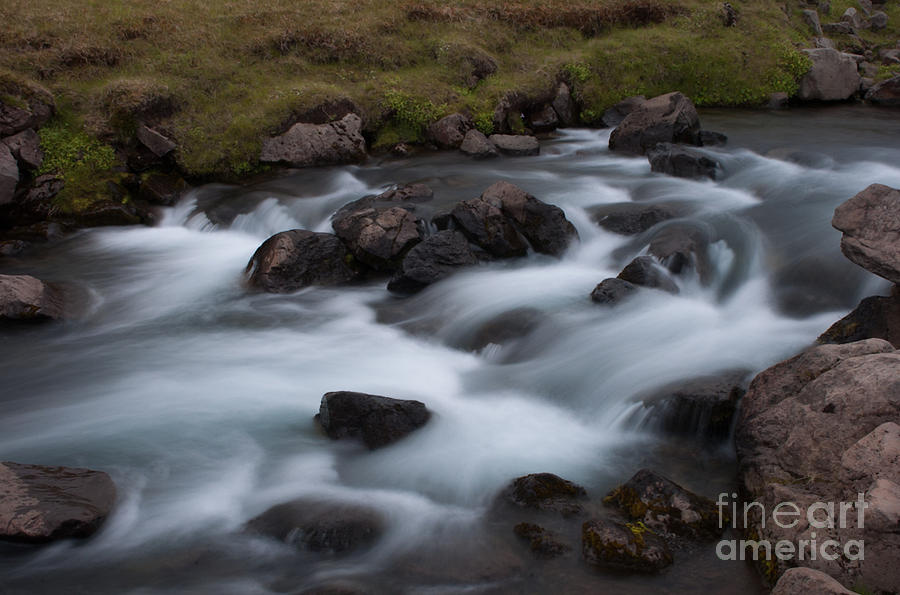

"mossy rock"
[581, 518, 673, 573]
[501, 472, 587, 517]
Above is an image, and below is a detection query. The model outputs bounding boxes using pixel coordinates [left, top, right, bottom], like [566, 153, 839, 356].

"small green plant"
[563, 62, 591, 84]
[382, 88, 446, 142]
[473, 111, 494, 135]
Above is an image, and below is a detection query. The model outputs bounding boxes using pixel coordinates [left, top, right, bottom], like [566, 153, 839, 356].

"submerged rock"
[587, 202, 686, 236]
[617, 256, 679, 294]
[647, 223, 713, 283]
[647, 143, 718, 180]
[316, 391, 431, 449]
[260, 113, 366, 167]
[513, 522, 570, 558]
[245, 230, 359, 293]
[0, 461, 116, 543]
[0, 274, 66, 321]
[603, 469, 722, 540]
[590, 278, 638, 306]
[387, 230, 478, 294]
[501, 473, 587, 517]
[609, 92, 701, 155]
[832, 183, 900, 284]
[798, 49, 861, 101]
[581, 518, 673, 573]
[247, 499, 384, 554]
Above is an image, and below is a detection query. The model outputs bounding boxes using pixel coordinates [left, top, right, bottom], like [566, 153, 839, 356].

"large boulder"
[603, 469, 722, 540]
[316, 391, 431, 449]
[2, 129, 43, 170]
[450, 197, 528, 259]
[0, 461, 116, 543]
[0, 143, 18, 206]
[587, 202, 686, 236]
[647, 143, 718, 180]
[488, 134, 540, 157]
[0, 274, 66, 321]
[387, 230, 478, 294]
[735, 339, 900, 591]
[865, 74, 900, 106]
[832, 183, 900, 284]
[797, 49, 861, 101]
[501, 473, 587, 517]
[426, 113, 472, 149]
[332, 204, 422, 272]
[581, 518, 673, 573]
[245, 230, 360, 293]
[246, 499, 384, 554]
[480, 181, 578, 257]
[459, 129, 498, 159]
[771, 568, 855, 595]
[818, 290, 900, 348]
[608, 92, 701, 155]
[260, 113, 366, 167]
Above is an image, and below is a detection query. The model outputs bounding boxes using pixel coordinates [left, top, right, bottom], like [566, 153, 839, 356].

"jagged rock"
[260, 113, 366, 167]
[480, 181, 578, 257]
[332, 204, 423, 272]
[426, 113, 472, 150]
[590, 278, 638, 306]
[2, 129, 42, 170]
[0, 144, 18, 206]
[459, 129, 498, 159]
[138, 172, 188, 206]
[513, 522, 570, 558]
[450, 197, 528, 259]
[818, 291, 900, 348]
[0, 461, 115, 542]
[501, 473, 587, 517]
[866, 74, 900, 106]
[603, 469, 722, 540]
[526, 105, 558, 133]
[581, 518, 673, 572]
[135, 124, 176, 158]
[798, 49, 861, 101]
[802, 9, 824, 36]
[375, 183, 433, 203]
[617, 256, 679, 294]
[0, 274, 66, 321]
[387, 230, 478, 294]
[832, 183, 900, 284]
[601, 96, 646, 128]
[609, 92, 701, 155]
[245, 230, 359, 293]
[771, 568, 854, 595]
[315, 391, 431, 449]
[587, 202, 685, 236]
[0, 88, 54, 137]
[552, 82, 577, 127]
[247, 499, 384, 554]
[0, 174, 61, 228]
[841, 7, 863, 29]
[647, 143, 718, 180]
[488, 134, 540, 157]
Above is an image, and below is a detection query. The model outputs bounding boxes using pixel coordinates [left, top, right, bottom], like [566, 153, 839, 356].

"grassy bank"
[1, 0, 898, 196]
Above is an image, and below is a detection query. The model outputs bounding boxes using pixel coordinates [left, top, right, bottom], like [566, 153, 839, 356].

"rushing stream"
[1, 106, 898, 594]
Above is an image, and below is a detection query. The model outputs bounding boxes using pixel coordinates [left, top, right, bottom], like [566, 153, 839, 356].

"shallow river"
[1, 106, 898, 594]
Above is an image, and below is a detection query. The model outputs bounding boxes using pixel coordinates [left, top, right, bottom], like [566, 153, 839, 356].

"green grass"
[1, 0, 896, 190]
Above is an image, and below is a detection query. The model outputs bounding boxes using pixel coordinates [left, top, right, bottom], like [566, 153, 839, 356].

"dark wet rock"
[513, 522, 570, 558]
[260, 113, 366, 167]
[699, 130, 727, 147]
[633, 372, 748, 440]
[459, 129, 498, 159]
[501, 473, 587, 517]
[453, 307, 545, 352]
[138, 172, 189, 206]
[246, 499, 384, 554]
[0, 274, 66, 321]
[480, 181, 578, 257]
[61, 200, 144, 228]
[832, 183, 900, 284]
[617, 256, 679, 294]
[488, 134, 540, 157]
[552, 82, 577, 127]
[647, 143, 718, 180]
[768, 92, 790, 109]
[590, 278, 638, 306]
[387, 230, 478, 294]
[245, 230, 360, 293]
[2, 129, 42, 170]
[316, 391, 431, 449]
[604, 469, 722, 540]
[802, 9, 824, 36]
[866, 74, 900, 106]
[798, 49, 861, 101]
[450, 198, 528, 259]
[0, 461, 116, 542]
[0, 239, 29, 257]
[526, 104, 558, 133]
[647, 223, 713, 283]
[0, 174, 61, 227]
[771, 568, 855, 595]
[426, 113, 472, 150]
[332, 205, 423, 272]
[0, 144, 18, 206]
[0, 88, 54, 137]
[135, 124, 176, 158]
[608, 92, 701, 155]
[587, 202, 685, 236]
[735, 339, 900, 591]
[581, 518, 673, 573]
[374, 183, 433, 203]
[601, 96, 646, 128]
[818, 291, 900, 349]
